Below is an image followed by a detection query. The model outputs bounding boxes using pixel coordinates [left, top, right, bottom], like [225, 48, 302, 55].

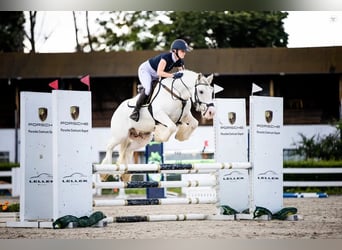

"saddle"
[132, 79, 185, 125]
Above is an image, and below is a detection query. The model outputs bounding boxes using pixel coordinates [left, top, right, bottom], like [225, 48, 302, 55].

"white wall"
[0, 124, 338, 164]
[0, 129, 16, 162]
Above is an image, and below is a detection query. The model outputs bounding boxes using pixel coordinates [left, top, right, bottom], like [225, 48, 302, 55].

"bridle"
[192, 80, 215, 117]
[149, 73, 214, 125]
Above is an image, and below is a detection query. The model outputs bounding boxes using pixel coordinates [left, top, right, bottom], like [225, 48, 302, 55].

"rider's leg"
[130, 91, 148, 122]
[130, 62, 153, 122]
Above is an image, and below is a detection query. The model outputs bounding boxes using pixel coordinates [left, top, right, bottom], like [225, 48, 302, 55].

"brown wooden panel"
[1, 47, 341, 78]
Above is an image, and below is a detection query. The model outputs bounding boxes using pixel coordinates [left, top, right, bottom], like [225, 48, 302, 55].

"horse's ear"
[197, 73, 203, 81]
[206, 74, 214, 84]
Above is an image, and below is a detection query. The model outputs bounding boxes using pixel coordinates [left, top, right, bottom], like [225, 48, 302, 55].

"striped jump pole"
[283, 192, 328, 198]
[102, 213, 237, 224]
[109, 213, 208, 223]
[93, 177, 218, 189]
[93, 197, 217, 207]
[93, 162, 252, 174]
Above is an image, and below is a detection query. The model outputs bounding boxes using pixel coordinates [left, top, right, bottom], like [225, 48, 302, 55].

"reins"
[159, 78, 188, 125]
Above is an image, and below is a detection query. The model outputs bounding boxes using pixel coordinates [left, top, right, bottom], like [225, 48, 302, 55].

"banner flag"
[251, 83, 263, 95]
[80, 75, 90, 90]
[49, 80, 58, 90]
[214, 84, 224, 94]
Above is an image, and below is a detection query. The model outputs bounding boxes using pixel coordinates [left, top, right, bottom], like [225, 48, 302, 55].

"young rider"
[130, 39, 192, 122]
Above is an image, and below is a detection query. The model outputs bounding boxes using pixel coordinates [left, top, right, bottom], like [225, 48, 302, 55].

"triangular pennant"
[251, 83, 263, 95]
[80, 75, 90, 90]
[49, 80, 58, 90]
[214, 84, 224, 94]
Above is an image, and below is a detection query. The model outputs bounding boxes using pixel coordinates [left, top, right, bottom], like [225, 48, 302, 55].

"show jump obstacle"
[92, 97, 284, 222]
[214, 97, 283, 214]
[8, 91, 285, 228]
[9, 90, 92, 228]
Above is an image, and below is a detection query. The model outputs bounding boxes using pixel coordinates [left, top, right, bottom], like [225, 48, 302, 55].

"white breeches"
[138, 61, 159, 95]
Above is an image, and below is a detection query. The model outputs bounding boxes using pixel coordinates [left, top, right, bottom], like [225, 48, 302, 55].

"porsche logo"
[265, 110, 273, 123]
[70, 106, 79, 120]
[38, 107, 48, 122]
[228, 112, 236, 125]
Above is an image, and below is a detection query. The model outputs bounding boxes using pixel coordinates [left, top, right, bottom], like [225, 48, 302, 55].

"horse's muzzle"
[203, 103, 215, 120]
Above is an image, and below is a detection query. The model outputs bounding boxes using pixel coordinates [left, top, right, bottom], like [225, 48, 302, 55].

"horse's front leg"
[100, 136, 120, 181]
[175, 113, 198, 141]
[153, 113, 177, 142]
[117, 139, 133, 182]
[101, 137, 117, 164]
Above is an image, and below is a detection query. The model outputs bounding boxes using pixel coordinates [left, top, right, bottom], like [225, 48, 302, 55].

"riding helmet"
[171, 39, 192, 52]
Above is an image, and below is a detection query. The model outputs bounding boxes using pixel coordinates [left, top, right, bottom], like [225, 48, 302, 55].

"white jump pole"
[93, 197, 217, 207]
[94, 177, 217, 189]
[93, 162, 252, 173]
[108, 213, 208, 223]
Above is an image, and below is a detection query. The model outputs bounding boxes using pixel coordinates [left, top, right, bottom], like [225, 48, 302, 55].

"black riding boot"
[130, 92, 148, 122]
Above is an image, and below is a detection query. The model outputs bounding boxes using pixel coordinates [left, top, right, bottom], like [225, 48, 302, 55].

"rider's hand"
[173, 72, 183, 79]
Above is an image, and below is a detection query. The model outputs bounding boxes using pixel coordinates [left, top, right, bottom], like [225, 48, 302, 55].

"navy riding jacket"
[148, 52, 184, 72]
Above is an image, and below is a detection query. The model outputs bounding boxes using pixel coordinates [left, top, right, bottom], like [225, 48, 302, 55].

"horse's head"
[192, 73, 216, 120]
[163, 69, 216, 120]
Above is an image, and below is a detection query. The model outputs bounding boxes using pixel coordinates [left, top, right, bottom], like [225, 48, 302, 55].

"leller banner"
[250, 95, 283, 213]
[52, 90, 93, 220]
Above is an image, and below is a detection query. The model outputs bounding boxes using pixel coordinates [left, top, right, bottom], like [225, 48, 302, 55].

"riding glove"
[173, 72, 183, 79]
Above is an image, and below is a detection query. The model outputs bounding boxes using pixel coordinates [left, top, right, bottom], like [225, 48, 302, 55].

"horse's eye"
[199, 90, 204, 94]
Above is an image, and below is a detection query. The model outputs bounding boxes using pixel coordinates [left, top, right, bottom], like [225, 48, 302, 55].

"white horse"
[101, 69, 216, 173]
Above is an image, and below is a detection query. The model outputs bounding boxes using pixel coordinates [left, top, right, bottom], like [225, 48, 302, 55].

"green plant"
[0, 201, 19, 212]
[293, 128, 342, 160]
[284, 160, 342, 168]
[0, 163, 20, 170]
[294, 133, 320, 160]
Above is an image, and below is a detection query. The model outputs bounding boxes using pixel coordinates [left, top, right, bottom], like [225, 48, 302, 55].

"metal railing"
[283, 168, 342, 187]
